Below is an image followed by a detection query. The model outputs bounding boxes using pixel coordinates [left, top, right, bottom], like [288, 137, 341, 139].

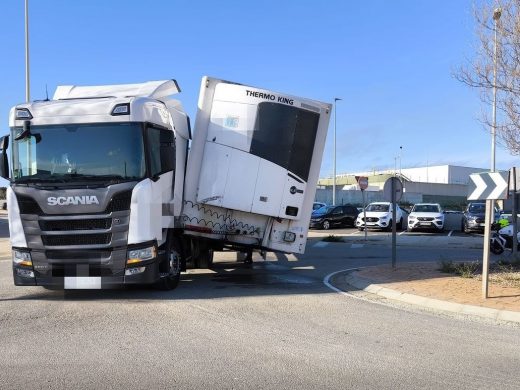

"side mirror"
[0, 135, 9, 180]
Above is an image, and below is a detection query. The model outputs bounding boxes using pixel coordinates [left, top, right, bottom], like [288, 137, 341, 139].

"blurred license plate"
[64, 277, 101, 289]
[420, 222, 430, 226]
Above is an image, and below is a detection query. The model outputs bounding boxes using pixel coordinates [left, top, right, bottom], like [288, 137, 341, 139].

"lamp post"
[483, 7, 501, 299]
[25, 0, 30, 102]
[333, 98, 341, 205]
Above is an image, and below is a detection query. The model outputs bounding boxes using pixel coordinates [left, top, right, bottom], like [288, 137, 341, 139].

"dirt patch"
[355, 263, 520, 312]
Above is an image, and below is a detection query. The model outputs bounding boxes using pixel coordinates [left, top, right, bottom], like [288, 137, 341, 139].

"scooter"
[490, 224, 520, 254]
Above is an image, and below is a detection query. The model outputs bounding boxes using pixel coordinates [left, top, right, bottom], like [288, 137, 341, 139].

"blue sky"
[0, 0, 513, 181]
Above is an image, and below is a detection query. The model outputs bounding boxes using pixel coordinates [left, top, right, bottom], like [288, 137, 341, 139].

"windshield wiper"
[62, 174, 136, 183]
[15, 176, 67, 184]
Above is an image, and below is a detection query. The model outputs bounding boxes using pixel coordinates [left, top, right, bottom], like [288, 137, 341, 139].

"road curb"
[326, 268, 520, 324]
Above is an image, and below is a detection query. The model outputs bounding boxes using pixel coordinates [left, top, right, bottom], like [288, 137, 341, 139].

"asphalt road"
[1, 219, 519, 389]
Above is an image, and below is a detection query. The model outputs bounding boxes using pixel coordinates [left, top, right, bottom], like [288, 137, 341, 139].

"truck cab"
[2, 80, 189, 289]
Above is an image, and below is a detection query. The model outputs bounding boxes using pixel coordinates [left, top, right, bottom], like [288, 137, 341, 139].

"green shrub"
[438, 260, 456, 273]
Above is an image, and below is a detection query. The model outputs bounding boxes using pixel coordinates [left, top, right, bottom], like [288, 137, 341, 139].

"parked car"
[407, 203, 444, 232]
[355, 202, 404, 231]
[461, 202, 500, 233]
[309, 204, 359, 230]
[313, 202, 327, 211]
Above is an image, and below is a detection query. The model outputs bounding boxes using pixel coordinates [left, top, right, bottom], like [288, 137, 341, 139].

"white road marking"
[313, 241, 329, 248]
[351, 244, 364, 249]
[399, 230, 407, 236]
[292, 266, 315, 270]
[448, 230, 453, 237]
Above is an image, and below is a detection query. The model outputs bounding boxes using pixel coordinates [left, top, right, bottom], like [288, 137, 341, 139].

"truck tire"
[156, 234, 182, 290]
[192, 239, 214, 269]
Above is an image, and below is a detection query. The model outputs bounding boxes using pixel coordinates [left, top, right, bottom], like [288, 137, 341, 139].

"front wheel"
[384, 220, 393, 232]
[156, 234, 182, 290]
[490, 239, 504, 255]
[322, 220, 331, 230]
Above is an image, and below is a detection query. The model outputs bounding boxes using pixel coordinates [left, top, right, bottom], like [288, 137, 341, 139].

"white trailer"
[0, 76, 331, 289]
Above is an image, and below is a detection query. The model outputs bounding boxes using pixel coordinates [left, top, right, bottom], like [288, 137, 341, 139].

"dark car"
[462, 202, 499, 233]
[309, 204, 359, 230]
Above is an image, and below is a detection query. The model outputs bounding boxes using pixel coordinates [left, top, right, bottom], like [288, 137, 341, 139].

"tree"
[457, 1, 520, 154]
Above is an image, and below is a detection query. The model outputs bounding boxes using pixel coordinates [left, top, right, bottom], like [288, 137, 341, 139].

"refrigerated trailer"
[0, 76, 331, 289]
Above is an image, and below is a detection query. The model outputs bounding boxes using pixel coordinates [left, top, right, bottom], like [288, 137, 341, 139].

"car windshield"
[366, 204, 389, 212]
[313, 206, 335, 214]
[468, 203, 486, 213]
[413, 204, 440, 213]
[10, 122, 146, 184]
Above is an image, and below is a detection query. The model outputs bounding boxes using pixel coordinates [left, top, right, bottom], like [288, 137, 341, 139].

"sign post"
[357, 176, 369, 241]
[383, 177, 403, 270]
[467, 171, 509, 298]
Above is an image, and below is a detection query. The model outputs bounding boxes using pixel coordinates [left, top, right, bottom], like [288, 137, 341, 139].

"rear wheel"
[192, 239, 214, 269]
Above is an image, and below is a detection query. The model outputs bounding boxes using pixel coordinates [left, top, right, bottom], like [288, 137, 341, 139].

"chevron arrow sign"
[467, 171, 509, 200]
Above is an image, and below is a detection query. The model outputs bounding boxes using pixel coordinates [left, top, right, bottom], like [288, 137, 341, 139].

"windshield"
[366, 204, 389, 212]
[11, 123, 145, 183]
[412, 204, 440, 213]
[313, 206, 334, 214]
[468, 203, 486, 213]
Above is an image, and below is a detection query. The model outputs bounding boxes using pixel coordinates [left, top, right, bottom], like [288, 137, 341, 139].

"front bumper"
[465, 219, 485, 232]
[309, 219, 324, 228]
[355, 219, 391, 229]
[12, 248, 163, 289]
[408, 220, 444, 231]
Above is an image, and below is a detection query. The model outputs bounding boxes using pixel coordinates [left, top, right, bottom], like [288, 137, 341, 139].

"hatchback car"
[407, 203, 444, 232]
[309, 204, 359, 230]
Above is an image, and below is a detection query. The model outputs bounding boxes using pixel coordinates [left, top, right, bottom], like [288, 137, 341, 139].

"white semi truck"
[0, 76, 331, 290]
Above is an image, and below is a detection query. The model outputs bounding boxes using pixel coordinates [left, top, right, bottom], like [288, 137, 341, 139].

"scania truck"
[0, 76, 331, 290]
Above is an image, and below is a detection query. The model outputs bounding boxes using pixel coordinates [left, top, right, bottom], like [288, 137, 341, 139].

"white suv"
[407, 203, 444, 232]
[356, 202, 404, 231]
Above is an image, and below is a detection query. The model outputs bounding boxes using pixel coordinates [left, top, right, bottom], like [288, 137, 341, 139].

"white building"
[346, 165, 486, 185]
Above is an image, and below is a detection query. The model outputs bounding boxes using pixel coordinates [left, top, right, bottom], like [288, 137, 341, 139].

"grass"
[438, 259, 520, 287]
[437, 260, 479, 278]
[322, 235, 344, 243]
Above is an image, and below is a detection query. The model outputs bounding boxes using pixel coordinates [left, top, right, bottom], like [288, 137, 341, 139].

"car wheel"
[397, 218, 403, 230]
[384, 220, 393, 232]
[322, 220, 331, 230]
[407, 227, 414, 232]
[463, 221, 470, 234]
[358, 226, 364, 231]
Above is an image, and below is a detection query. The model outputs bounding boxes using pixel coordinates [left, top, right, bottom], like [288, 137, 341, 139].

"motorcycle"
[490, 223, 520, 255]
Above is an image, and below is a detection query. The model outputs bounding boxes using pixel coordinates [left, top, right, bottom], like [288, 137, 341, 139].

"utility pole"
[25, 0, 30, 102]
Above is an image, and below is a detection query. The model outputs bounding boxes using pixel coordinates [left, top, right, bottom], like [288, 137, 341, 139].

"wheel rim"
[323, 221, 330, 229]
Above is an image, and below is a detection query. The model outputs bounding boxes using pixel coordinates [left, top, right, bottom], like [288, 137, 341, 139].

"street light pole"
[483, 7, 502, 299]
[333, 98, 341, 205]
[25, 0, 30, 102]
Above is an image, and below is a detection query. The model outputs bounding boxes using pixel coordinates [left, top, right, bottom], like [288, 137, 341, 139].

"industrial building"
[315, 165, 487, 209]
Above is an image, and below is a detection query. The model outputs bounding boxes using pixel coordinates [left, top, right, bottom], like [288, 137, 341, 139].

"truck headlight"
[13, 249, 32, 267]
[127, 246, 156, 266]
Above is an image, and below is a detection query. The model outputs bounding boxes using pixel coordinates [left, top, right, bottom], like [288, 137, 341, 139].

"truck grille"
[41, 233, 112, 246]
[46, 250, 112, 259]
[40, 218, 112, 231]
[106, 191, 132, 212]
[16, 194, 43, 215]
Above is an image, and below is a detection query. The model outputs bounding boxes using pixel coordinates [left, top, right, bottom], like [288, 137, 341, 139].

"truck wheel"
[192, 239, 214, 269]
[156, 235, 182, 290]
[322, 220, 331, 230]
